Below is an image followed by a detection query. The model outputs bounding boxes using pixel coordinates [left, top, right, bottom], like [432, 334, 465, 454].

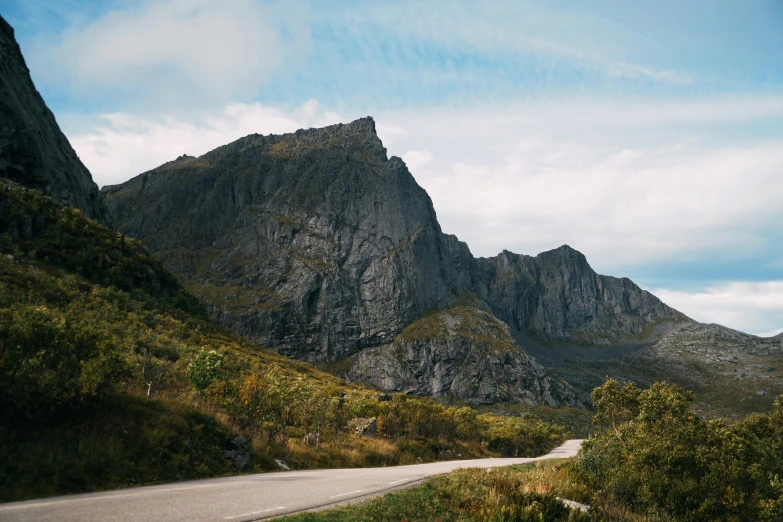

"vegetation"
[0, 181, 569, 501]
[283, 461, 592, 522]
[395, 299, 524, 358]
[479, 403, 594, 439]
[294, 379, 783, 522]
[576, 378, 783, 521]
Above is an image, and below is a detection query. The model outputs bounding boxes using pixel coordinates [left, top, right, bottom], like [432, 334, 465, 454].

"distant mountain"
[0, 15, 107, 221]
[103, 117, 694, 407]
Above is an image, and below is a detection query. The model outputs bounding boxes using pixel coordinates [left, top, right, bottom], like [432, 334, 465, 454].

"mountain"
[103, 118, 692, 407]
[0, 15, 106, 221]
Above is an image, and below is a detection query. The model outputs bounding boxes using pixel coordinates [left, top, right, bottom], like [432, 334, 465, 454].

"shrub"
[577, 378, 783, 521]
[0, 304, 127, 414]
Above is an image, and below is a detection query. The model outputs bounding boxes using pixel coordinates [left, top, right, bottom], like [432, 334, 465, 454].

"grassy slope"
[0, 181, 569, 501]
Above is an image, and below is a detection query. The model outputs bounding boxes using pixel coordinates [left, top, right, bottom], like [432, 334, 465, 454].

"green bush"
[577, 378, 783, 521]
[0, 304, 127, 414]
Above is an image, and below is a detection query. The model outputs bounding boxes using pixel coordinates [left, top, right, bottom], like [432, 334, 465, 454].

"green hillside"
[0, 180, 568, 501]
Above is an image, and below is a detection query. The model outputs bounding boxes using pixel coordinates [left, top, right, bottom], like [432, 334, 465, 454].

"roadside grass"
[282, 460, 594, 522]
[283, 438, 493, 470]
[478, 404, 594, 439]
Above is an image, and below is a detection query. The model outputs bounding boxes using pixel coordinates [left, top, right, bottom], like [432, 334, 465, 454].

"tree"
[187, 349, 223, 402]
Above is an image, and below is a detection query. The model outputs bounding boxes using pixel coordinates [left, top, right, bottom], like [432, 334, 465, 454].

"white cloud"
[366, 1, 692, 85]
[375, 124, 406, 148]
[651, 282, 783, 337]
[413, 137, 783, 269]
[401, 150, 434, 171]
[368, 97, 783, 272]
[70, 100, 341, 186]
[28, 0, 310, 105]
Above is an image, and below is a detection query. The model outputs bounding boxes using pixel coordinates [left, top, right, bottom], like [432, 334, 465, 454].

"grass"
[396, 300, 522, 355]
[479, 404, 594, 439]
[283, 438, 492, 471]
[282, 460, 594, 522]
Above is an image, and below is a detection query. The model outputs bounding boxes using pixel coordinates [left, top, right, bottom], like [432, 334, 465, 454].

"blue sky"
[2, 0, 782, 335]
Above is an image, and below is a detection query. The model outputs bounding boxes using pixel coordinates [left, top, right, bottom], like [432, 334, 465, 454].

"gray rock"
[472, 246, 688, 345]
[103, 118, 461, 362]
[223, 436, 252, 471]
[0, 15, 107, 222]
[557, 497, 590, 513]
[347, 301, 582, 407]
[346, 417, 377, 437]
[303, 431, 320, 447]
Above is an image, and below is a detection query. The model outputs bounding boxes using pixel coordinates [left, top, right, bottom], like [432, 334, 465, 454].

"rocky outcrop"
[472, 246, 688, 345]
[346, 417, 377, 437]
[103, 117, 687, 406]
[0, 15, 106, 221]
[223, 436, 252, 471]
[347, 301, 582, 407]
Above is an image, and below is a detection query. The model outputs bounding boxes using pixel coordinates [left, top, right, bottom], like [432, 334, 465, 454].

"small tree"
[187, 348, 223, 403]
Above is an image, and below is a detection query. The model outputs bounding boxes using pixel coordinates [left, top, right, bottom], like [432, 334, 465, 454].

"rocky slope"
[0, 15, 106, 221]
[103, 118, 688, 406]
[346, 300, 582, 406]
[625, 323, 783, 420]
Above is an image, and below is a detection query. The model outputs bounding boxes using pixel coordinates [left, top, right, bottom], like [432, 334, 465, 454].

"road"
[0, 439, 583, 522]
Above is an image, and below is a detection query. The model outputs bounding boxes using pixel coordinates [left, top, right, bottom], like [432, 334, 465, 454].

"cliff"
[0, 15, 107, 221]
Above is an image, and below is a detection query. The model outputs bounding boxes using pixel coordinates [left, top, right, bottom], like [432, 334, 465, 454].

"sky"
[2, 0, 782, 336]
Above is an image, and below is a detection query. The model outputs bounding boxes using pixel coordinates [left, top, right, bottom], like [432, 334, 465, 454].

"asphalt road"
[0, 439, 583, 522]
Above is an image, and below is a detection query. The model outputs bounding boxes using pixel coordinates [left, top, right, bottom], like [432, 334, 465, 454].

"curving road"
[0, 439, 583, 522]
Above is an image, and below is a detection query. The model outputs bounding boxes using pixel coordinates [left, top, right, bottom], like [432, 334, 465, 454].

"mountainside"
[103, 119, 466, 362]
[103, 117, 689, 407]
[0, 15, 106, 221]
[1, 179, 577, 501]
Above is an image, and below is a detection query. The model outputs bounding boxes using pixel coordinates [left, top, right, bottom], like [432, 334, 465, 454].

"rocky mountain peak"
[0, 15, 107, 222]
[537, 244, 587, 263]
[103, 118, 690, 406]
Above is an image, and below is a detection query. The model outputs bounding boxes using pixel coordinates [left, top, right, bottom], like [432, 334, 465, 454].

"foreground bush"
[578, 378, 783, 521]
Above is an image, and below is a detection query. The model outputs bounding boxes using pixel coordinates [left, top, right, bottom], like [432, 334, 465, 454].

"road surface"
[0, 439, 583, 521]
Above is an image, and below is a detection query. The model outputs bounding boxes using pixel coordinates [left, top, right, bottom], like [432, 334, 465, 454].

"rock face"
[103, 119, 465, 362]
[103, 117, 687, 406]
[347, 301, 582, 406]
[472, 246, 686, 345]
[223, 436, 252, 471]
[0, 15, 106, 221]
